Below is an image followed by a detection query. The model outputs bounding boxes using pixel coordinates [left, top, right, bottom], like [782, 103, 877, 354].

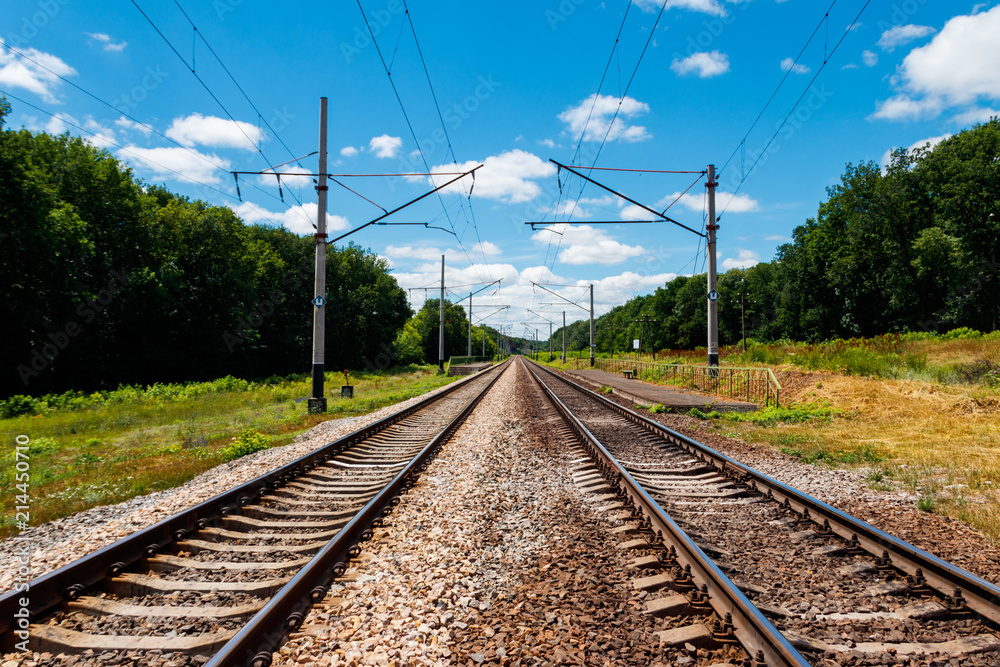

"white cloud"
[85, 32, 127, 52]
[369, 134, 402, 159]
[953, 107, 1000, 125]
[550, 195, 620, 220]
[80, 116, 116, 148]
[877, 24, 934, 52]
[862, 50, 878, 67]
[880, 134, 952, 167]
[635, 0, 727, 17]
[384, 245, 448, 262]
[671, 51, 730, 78]
[622, 191, 758, 217]
[472, 241, 502, 257]
[532, 225, 646, 265]
[340, 146, 359, 157]
[870, 94, 942, 121]
[765, 234, 791, 242]
[232, 201, 348, 236]
[256, 165, 312, 188]
[120, 145, 229, 184]
[0, 47, 77, 103]
[558, 94, 651, 143]
[721, 248, 760, 270]
[397, 263, 677, 326]
[780, 57, 810, 75]
[166, 113, 263, 150]
[714, 192, 759, 214]
[872, 6, 1000, 122]
[114, 117, 152, 136]
[430, 150, 556, 204]
[539, 138, 556, 148]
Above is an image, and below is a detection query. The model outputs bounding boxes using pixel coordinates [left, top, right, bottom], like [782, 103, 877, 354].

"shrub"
[649, 403, 666, 414]
[0, 395, 41, 419]
[220, 429, 270, 462]
[941, 327, 983, 341]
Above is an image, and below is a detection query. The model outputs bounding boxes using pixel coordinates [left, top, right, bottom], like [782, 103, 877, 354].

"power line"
[356, 1, 494, 295]
[717, 0, 839, 181]
[169, 0, 309, 173]
[129, 0, 316, 230]
[718, 0, 871, 219]
[548, 0, 668, 270]
[402, 0, 493, 275]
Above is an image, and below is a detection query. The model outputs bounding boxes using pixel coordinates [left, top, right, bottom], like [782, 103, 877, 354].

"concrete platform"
[448, 362, 493, 376]
[563, 368, 757, 413]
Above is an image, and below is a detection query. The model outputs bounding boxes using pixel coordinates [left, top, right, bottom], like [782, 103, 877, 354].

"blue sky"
[3, 0, 999, 336]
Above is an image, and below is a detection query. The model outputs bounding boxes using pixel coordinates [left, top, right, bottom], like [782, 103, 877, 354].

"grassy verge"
[695, 364, 1000, 542]
[0, 366, 456, 538]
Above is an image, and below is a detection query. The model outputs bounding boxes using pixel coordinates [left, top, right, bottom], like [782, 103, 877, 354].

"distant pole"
[548, 321, 553, 361]
[308, 97, 329, 414]
[482, 323, 486, 357]
[562, 311, 566, 362]
[496, 328, 500, 360]
[589, 284, 595, 367]
[438, 255, 445, 374]
[707, 163, 719, 368]
[741, 277, 747, 353]
[467, 292, 472, 357]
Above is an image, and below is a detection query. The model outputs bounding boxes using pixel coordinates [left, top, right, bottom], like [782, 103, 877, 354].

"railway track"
[0, 361, 508, 667]
[523, 358, 1000, 666]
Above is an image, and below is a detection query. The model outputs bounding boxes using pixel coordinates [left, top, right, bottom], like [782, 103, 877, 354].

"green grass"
[0, 365, 456, 537]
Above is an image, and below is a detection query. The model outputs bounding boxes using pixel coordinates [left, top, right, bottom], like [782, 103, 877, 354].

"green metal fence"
[594, 357, 781, 406]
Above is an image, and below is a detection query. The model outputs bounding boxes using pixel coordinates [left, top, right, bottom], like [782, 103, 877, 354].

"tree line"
[551, 120, 1000, 355]
[1, 99, 411, 397]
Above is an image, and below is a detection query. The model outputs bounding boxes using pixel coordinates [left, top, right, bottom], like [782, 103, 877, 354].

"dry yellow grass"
[726, 367, 1000, 542]
[915, 337, 1000, 368]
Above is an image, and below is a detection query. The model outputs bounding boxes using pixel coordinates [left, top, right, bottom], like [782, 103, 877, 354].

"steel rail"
[529, 360, 1000, 627]
[523, 360, 810, 667]
[0, 362, 507, 644]
[208, 360, 510, 667]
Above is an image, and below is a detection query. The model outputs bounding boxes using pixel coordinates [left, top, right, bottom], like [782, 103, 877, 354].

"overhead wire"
[543, 0, 632, 269]
[717, 0, 839, 181]
[356, 0, 493, 300]
[548, 0, 668, 271]
[718, 0, 870, 219]
[401, 0, 496, 289]
[129, 0, 315, 229]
